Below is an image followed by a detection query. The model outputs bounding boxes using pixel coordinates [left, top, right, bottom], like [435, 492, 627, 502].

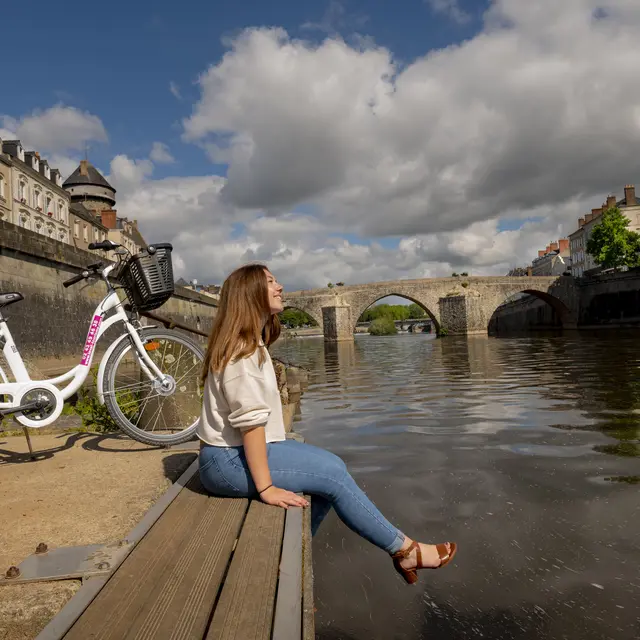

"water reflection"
[272, 334, 640, 640]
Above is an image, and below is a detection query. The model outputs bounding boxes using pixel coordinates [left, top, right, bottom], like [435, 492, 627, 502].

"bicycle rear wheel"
[102, 328, 204, 446]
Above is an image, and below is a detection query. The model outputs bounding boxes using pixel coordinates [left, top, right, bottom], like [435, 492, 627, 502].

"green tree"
[586, 207, 640, 270]
[369, 317, 398, 336]
[406, 303, 426, 319]
[278, 309, 317, 328]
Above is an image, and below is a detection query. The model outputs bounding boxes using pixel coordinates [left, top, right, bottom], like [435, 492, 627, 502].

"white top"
[197, 345, 287, 447]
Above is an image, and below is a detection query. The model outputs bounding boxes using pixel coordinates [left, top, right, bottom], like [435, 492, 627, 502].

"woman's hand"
[260, 486, 309, 509]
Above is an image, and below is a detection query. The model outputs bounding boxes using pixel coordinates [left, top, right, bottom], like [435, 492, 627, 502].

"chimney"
[585, 213, 593, 223]
[527, 266, 532, 277]
[550, 241, 559, 252]
[101, 209, 117, 229]
[578, 217, 585, 227]
[538, 250, 545, 258]
[545, 245, 551, 254]
[80, 159, 89, 176]
[558, 238, 569, 254]
[592, 207, 602, 218]
[606, 195, 616, 210]
[624, 184, 635, 206]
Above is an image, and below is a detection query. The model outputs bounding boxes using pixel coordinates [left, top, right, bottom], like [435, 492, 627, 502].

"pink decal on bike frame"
[81, 315, 102, 366]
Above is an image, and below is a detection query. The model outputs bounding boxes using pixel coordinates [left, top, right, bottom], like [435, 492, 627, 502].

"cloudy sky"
[3, 0, 640, 291]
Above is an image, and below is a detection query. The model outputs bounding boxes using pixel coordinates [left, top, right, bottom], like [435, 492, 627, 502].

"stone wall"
[438, 295, 467, 334]
[0, 220, 216, 369]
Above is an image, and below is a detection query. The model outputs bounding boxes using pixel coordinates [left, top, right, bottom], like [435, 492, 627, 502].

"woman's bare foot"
[396, 538, 453, 570]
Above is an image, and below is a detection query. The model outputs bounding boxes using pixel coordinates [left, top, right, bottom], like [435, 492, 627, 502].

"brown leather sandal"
[391, 541, 457, 585]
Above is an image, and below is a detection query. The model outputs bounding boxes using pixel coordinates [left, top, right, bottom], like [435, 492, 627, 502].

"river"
[271, 332, 639, 640]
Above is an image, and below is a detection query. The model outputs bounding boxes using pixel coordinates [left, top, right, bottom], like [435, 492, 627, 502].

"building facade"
[0, 148, 148, 256]
[99, 209, 146, 255]
[0, 148, 13, 223]
[531, 239, 571, 276]
[569, 188, 640, 277]
[63, 160, 145, 254]
[69, 203, 109, 251]
[0, 139, 71, 243]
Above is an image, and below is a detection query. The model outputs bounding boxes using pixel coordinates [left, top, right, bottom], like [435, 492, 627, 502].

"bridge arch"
[280, 304, 323, 331]
[487, 286, 577, 333]
[351, 292, 441, 336]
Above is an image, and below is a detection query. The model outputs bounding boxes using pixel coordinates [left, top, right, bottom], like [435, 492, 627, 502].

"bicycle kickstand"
[22, 427, 36, 460]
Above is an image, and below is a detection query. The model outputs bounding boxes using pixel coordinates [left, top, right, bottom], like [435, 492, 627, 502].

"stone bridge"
[284, 276, 579, 341]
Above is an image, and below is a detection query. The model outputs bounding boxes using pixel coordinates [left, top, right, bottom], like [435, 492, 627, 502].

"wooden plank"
[206, 501, 285, 640]
[301, 498, 315, 640]
[38, 458, 201, 640]
[64, 477, 248, 640]
[271, 505, 303, 640]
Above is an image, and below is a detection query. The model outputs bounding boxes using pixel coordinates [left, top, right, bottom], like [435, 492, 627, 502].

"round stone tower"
[63, 159, 116, 214]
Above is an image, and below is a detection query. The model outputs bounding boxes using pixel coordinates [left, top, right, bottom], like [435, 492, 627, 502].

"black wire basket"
[118, 243, 175, 311]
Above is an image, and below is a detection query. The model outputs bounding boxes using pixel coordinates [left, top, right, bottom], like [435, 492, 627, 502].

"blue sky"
[3, 0, 485, 180]
[2, 1, 636, 291]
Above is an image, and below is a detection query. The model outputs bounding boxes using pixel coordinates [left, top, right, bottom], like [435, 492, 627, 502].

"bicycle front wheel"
[102, 328, 204, 446]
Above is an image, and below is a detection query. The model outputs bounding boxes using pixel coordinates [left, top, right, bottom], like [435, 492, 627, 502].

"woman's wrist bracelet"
[258, 484, 273, 494]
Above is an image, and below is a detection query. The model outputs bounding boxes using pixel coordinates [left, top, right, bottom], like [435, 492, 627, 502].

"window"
[20, 211, 30, 230]
[35, 217, 44, 234]
[18, 179, 26, 202]
[46, 195, 53, 216]
[58, 200, 66, 223]
[34, 189, 42, 211]
[74, 220, 79, 238]
[0, 174, 5, 199]
[83, 224, 88, 242]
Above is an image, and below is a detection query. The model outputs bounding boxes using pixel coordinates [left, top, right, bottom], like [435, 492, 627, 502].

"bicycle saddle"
[0, 292, 24, 309]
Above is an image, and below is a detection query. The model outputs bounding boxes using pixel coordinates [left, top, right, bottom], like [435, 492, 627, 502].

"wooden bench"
[36, 459, 314, 640]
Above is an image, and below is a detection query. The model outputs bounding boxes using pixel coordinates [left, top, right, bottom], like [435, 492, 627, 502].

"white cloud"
[0, 105, 107, 153]
[182, 1, 640, 247]
[169, 81, 182, 100]
[150, 141, 175, 164]
[425, 0, 472, 24]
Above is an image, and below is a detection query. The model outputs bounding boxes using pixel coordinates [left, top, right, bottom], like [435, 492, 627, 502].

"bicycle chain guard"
[14, 382, 64, 428]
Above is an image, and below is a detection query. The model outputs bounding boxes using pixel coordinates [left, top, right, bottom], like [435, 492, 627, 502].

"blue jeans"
[199, 439, 405, 554]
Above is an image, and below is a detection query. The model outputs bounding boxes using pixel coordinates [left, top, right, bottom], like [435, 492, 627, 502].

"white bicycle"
[0, 241, 204, 447]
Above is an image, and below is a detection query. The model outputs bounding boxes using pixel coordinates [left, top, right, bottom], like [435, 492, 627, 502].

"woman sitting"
[197, 264, 457, 584]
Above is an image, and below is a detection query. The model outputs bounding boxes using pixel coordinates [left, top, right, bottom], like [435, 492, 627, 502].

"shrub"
[369, 317, 398, 336]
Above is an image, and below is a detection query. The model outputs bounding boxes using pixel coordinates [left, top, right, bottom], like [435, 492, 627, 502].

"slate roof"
[617, 196, 640, 207]
[63, 162, 115, 192]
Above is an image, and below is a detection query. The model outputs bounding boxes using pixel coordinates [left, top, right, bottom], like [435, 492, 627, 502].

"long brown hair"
[202, 263, 281, 378]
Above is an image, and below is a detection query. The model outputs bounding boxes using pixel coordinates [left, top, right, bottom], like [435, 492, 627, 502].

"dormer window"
[33, 158, 39, 171]
[17, 146, 24, 161]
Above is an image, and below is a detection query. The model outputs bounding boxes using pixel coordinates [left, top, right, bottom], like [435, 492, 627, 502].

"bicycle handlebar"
[88, 241, 119, 251]
[62, 262, 106, 288]
[62, 272, 88, 288]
